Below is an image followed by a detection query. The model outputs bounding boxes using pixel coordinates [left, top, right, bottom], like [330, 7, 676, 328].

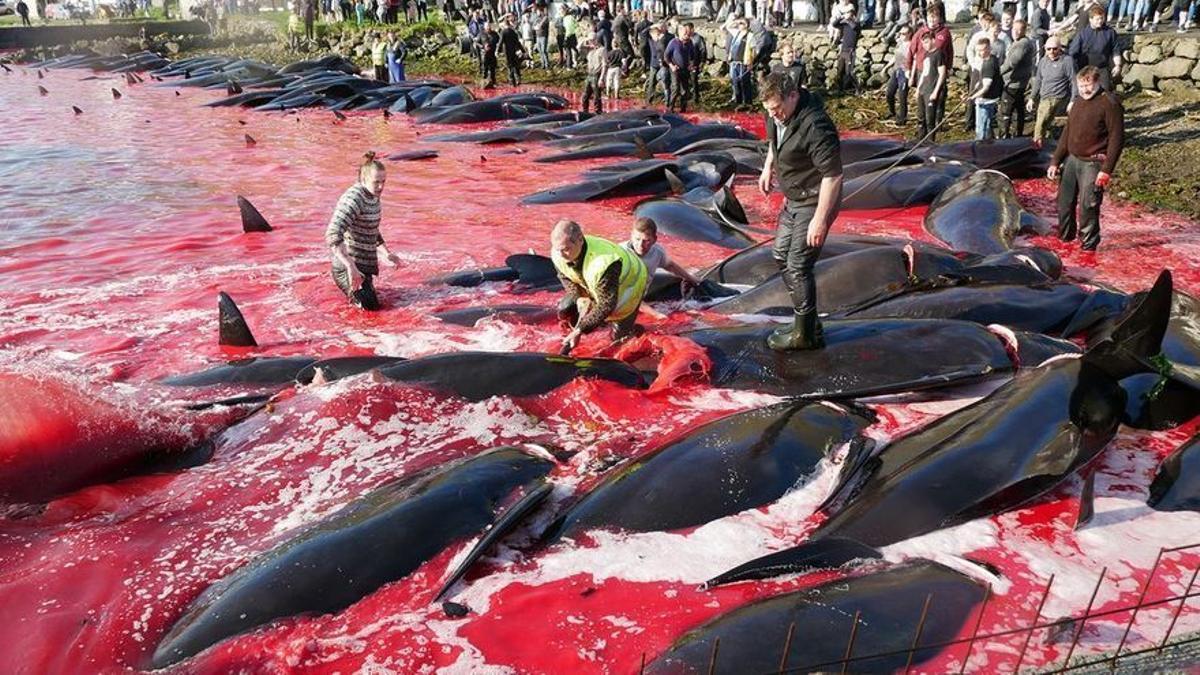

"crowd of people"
[323, 0, 1127, 356]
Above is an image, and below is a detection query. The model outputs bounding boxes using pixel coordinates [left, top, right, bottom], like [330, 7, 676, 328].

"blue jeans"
[975, 100, 997, 140]
[730, 62, 751, 104]
[535, 36, 549, 68]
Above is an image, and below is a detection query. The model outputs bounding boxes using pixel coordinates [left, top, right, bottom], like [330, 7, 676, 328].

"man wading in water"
[550, 220, 649, 355]
[325, 152, 402, 311]
[757, 70, 843, 351]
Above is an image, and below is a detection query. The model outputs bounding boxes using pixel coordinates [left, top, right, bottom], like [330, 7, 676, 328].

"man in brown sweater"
[1048, 65, 1124, 252]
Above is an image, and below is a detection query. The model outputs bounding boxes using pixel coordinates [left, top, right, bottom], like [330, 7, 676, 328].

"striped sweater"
[325, 184, 384, 275]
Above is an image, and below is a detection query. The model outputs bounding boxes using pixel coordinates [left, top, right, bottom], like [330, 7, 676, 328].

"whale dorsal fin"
[218, 292, 257, 347]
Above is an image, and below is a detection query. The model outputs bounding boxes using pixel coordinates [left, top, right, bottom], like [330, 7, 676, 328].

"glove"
[1095, 171, 1111, 189]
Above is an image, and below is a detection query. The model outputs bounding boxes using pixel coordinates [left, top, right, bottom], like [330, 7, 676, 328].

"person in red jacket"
[909, 2, 954, 129]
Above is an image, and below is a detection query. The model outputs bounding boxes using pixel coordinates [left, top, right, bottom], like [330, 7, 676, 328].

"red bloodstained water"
[1, 69, 1199, 674]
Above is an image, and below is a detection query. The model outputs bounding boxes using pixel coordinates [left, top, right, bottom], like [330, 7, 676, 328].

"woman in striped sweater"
[325, 152, 401, 311]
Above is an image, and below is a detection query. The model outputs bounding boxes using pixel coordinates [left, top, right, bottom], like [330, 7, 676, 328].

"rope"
[838, 94, 971, 205]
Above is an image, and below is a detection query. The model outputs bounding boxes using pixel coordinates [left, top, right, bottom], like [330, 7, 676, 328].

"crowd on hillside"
[278, 0, 1178, 141]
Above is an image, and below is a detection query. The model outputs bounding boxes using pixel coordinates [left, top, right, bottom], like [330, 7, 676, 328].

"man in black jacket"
[500, 15, 526, 85]
[635, 11, 652, 69]
[690, 25, 708, 105]
[613, 8, 634, 71]
[757, 70, 843, 351]
[481, 21, 501, 87]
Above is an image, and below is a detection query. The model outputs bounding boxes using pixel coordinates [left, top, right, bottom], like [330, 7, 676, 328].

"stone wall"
[695, 22, 1200, 94]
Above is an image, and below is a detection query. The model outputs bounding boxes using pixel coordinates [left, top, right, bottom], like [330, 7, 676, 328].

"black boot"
[771, 263, 795, 337]
[771, 316, 795, 337]
[767, 311, 825, 351]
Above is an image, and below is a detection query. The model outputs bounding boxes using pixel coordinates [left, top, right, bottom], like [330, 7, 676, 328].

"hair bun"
[363, 151, 377, 161]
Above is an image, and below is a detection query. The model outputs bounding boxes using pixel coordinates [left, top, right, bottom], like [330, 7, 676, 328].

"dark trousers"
[835, 50, 856, 91]
[691, 68, 702, 104]
[772, 200, 829, 316]
[886, 68, 908, 123]
[483, 56, 498, 86]
[645, 65, 669, 103]
[582, 74, 604, 112]
[668, 67, 691, 111]
[506, 58, 521, 85]
[373, 64, 388, 81]
[332, 266, 380, 310]
[1057, 155, 1104, 251]
[964, 90, 976, 132]
[918, 91, 943, 141]
[998, 81, 1029, 138]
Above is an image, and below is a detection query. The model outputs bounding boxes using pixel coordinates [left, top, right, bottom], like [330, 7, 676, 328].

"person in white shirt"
[622, 217, 701, 293]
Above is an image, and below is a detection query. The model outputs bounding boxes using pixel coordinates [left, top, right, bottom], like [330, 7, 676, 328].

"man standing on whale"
[757, 70, 843, 351]
[550, 220, 649, 355]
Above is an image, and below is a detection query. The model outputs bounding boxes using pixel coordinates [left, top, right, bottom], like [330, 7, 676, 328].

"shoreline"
[6, 11, 1197, 219]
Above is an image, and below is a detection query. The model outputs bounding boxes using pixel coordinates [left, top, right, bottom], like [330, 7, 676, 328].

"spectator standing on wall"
[1068, 4, 1120, 90]
[829, 0, 854, 42]
[833, 7, 860, 92]
[1030, 0, 1052, 53]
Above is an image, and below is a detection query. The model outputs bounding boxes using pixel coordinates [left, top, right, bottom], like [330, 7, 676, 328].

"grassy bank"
[173, 12, 1197, 221]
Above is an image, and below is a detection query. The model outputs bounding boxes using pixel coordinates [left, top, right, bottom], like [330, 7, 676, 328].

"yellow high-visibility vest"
[552, 235, 648, 322]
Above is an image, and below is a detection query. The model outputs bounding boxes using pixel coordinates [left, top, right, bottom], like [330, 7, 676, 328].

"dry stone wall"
[694, 22, 1200, 94]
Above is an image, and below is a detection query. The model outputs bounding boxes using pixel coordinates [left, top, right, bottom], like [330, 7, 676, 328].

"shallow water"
[2, 66, 1200, 673]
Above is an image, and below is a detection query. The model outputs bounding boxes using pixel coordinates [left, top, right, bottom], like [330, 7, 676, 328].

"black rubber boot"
[771, 316, 795, 338]
[771, 265, 796, 337]
[767, 311, 825, 351]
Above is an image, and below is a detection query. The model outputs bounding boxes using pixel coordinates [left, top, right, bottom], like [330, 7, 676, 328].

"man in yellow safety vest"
[550, 219, 649, 355]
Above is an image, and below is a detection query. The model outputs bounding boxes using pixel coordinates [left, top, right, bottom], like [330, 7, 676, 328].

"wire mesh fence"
[639, 542, 1200, 675]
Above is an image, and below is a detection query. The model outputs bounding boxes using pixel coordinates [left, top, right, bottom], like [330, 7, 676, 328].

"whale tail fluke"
[218, 292, 258, 347]
[237, 195, 272, 233]
[1084, 269, 1172, 381]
